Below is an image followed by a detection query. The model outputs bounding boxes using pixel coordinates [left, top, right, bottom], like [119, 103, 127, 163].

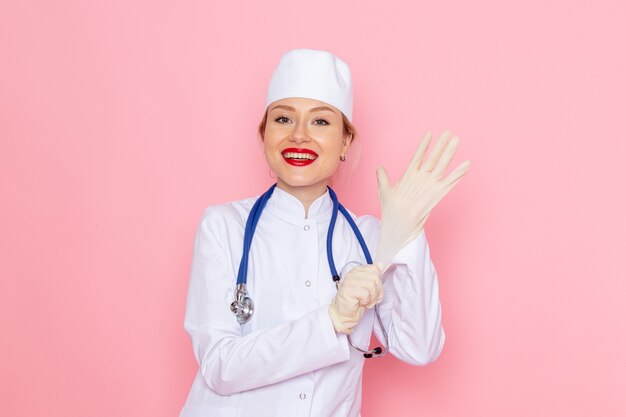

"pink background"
[1, 1, 625, 416]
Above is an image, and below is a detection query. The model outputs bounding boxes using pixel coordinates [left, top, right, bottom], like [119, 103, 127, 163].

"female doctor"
[179, 49, 470, 417]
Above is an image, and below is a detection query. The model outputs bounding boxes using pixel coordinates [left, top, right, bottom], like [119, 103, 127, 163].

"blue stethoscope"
[230, 183, 388, 358]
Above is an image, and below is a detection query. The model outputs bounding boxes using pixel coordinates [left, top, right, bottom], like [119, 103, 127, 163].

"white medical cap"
[265, 48, 353, 122]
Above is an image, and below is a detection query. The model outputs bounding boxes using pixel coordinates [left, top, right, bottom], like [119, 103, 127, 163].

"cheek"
[327, 137, 345, 156]
[262, 141, 282, 169]
[263, 126, 282, 146]
[261, 133, 278, 154]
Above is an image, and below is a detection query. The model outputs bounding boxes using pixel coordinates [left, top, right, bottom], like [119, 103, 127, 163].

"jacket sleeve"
[183, 208, 350, 396]
[371, 226, 446, 366]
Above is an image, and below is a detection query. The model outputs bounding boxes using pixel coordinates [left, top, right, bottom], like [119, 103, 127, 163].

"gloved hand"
[328, 263, 384, 334]
[374, 131, 471, 269]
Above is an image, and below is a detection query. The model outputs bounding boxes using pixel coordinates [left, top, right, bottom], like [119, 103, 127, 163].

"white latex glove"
[328, 263, 384, 334]
[375, 131, 471, 270]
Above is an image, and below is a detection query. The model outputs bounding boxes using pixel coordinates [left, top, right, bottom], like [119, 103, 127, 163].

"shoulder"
[197, 194, 258, 237]
[355, 213, 380, 231]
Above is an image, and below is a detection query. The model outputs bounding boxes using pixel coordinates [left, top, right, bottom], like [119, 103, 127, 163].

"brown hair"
[257, 108, 357, 144]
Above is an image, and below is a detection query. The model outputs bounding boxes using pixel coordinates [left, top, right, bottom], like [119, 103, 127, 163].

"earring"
[340, 154, 347, 161]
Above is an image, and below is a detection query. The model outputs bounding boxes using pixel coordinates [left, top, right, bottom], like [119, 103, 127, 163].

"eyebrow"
[270, 104, 337, 113]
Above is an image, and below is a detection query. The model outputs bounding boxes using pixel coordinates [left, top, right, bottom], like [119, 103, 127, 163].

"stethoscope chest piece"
[230, 284, 254, 324]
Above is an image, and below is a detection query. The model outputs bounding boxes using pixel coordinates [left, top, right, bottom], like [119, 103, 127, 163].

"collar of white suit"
[265, 186, 334, 225]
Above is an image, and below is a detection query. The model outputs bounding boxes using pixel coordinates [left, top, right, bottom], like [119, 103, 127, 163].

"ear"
[343, 133, 353, 151]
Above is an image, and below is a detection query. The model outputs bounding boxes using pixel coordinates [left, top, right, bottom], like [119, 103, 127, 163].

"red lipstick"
[281, 148, 318, 167]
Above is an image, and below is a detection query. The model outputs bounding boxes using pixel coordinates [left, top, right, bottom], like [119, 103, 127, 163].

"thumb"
[374, 261, 388, 276]
[376, 166, 390, 190]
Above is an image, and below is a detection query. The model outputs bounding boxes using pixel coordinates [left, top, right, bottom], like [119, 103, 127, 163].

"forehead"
[268, 97, 340, 114]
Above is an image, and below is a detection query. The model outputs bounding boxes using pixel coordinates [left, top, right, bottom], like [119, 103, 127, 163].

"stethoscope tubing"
[327, 187, 387, 358]
[236, 183, 277, 286]
[234, 183, 388, 358]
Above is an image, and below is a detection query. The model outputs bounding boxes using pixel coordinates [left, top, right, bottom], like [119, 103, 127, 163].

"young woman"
[179, 48, 469, 417]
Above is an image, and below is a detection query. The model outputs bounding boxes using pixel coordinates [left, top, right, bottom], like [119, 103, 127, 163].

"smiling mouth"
[281, 148, 318, 166]
[282, 151, 318, 161]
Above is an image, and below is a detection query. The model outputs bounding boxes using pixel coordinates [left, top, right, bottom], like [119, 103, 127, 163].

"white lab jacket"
[180, 186, 445, 417]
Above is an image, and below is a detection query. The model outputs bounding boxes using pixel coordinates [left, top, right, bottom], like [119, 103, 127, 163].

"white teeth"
[283, 152, 317, 160]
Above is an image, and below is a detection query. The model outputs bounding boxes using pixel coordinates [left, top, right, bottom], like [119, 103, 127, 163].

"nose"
[288, 120, 310, 144]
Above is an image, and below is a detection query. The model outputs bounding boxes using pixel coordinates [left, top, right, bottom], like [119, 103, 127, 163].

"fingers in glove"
[357, 264, 383, 299]
[442, 159, 471, 188]
[359, 276, 384, 308]
[376, 166, 390, 191]
[432, 135, 460, 179]
[361, 291, 383, 309]
[351, 286, 374, 307]
[341, 302, 366, 322]
[364, 263, 384, 305]
[341, 264, 383, 308]
[337, 290, 361, 311]
[421, 174, 467, 222]
[422, 131, 451, 172]
[344, 279, 377, 308]
[404, 131, 432, 176]
[370, 267, 384, 304]
[364, 284, 383, 308]
[338, 280, 369, 304]
[413, 158, 470, 223]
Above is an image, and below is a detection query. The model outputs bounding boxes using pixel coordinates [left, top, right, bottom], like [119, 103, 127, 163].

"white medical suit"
[179, 186, 445, 417]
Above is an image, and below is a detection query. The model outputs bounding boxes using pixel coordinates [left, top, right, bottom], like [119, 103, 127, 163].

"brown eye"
[275, 116, 290, 123]
[313, 119, 329, 126]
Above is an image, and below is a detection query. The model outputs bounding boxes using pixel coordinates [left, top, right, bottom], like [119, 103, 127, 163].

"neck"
[276, 179, 328, 218]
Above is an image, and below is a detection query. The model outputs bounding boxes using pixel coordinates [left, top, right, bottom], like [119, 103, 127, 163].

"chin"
[278, 177, 329, 190]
